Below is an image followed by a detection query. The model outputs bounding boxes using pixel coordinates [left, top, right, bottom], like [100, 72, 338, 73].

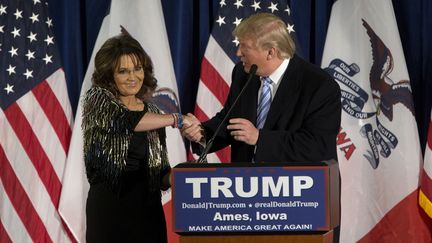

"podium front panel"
[172, 162, 335, 234]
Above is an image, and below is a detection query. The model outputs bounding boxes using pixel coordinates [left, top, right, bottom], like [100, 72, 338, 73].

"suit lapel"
[264, 55, 303, 129]
[244, 76, 260, 123]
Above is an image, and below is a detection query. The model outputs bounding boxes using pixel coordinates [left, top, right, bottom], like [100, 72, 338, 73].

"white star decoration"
[219, 0, 226, 8]
[234, 0, 243, 9]
[0, 25, 4, 33]
[287, 23, 295, 33]
[6, 65, 16, 75]
[268, 2, 278, 13]
[11, 27, 21, 38]
[216, 16, 226, 26]
[9, 46, 18, 57]
[29, 13, 39, 23]
[0, 4, 7, 15]
[13, 8, 23, 19]
[233, 17, 242, 26]
[46, 17, 53, 28]
[33, 0, 41, 5]
[4, 83, 14, 94]
[285, 6, 291, 15]
[251, 1, 261, 11]
[25, 50, 35, 60]
[44, 35, 54, 45]
[232, 37, 239, 46]
[23, 69, 33, 79]
[43, 54, 53, 64]
[27, 32, 37, 42]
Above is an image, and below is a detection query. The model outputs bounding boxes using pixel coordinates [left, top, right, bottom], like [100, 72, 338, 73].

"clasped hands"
[182, 113, 259, 145]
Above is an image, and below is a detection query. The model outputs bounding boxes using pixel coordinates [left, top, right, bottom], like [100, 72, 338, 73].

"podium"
[172, 161, 340, 243]
[178, 231, 334, 243]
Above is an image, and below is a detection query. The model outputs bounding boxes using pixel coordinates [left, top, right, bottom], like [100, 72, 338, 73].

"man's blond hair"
[233, 13, 296, 59]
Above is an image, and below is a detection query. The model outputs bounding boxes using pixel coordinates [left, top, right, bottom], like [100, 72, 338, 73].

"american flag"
[194, 0, 298, 163]
[0, 0, 73, 242]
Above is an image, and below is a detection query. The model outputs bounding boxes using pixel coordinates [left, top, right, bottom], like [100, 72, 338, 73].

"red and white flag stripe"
[194, 36, 234, 163]
[0, 69, 73, 242]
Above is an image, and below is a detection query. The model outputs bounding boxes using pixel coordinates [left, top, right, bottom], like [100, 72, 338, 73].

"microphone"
[196, 64, 258, 163]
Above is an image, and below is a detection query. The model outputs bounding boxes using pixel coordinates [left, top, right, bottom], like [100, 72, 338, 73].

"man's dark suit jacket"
[201, 54, 341, 163]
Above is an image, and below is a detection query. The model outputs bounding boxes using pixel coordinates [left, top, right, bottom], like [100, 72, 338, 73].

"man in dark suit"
[183, 12, 341, 164]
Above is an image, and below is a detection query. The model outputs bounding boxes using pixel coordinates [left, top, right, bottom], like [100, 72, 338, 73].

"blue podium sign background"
[172, 164, 330, 233]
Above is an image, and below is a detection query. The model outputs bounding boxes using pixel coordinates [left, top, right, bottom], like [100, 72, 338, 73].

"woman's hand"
[182, 113, 204, 143]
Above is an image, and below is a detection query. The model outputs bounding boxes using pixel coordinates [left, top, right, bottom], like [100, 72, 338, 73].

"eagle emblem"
[362, 19, 414, 121]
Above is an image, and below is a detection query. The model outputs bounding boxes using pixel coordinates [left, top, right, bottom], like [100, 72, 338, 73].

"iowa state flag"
[420, 112, 432, 218]
[321, 0, 431, 242]
[58, 0, 186, 242]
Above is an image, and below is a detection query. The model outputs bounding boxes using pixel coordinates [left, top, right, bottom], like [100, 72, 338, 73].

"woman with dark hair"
[82, 34, 192, 243]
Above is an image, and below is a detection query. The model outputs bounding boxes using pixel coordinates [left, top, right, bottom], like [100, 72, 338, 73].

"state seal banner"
[321, 0, 431, 242]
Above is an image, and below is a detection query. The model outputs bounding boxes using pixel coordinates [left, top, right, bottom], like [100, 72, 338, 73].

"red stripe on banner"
[421, 170, 432, 200]
[359, 189, 432, 243]
[0, 146, 53, 243]
[4, 104, 62, 207]
[163, 200, 179, 243]
[32, 81, 72, 153]
[194, 105, 231, 163]
[200, 58, 230, 106]
[0, 221, 12, 243]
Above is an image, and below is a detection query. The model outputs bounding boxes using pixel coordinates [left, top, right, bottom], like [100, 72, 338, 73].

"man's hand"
[227, 118, 259, 145]
[181, 113, 204, 144]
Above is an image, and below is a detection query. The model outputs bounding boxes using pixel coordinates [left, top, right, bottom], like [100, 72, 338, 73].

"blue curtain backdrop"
[48, 0, 432, 151]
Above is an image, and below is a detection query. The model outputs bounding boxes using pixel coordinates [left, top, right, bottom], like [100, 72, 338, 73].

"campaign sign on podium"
[172, 161, 338, 234]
